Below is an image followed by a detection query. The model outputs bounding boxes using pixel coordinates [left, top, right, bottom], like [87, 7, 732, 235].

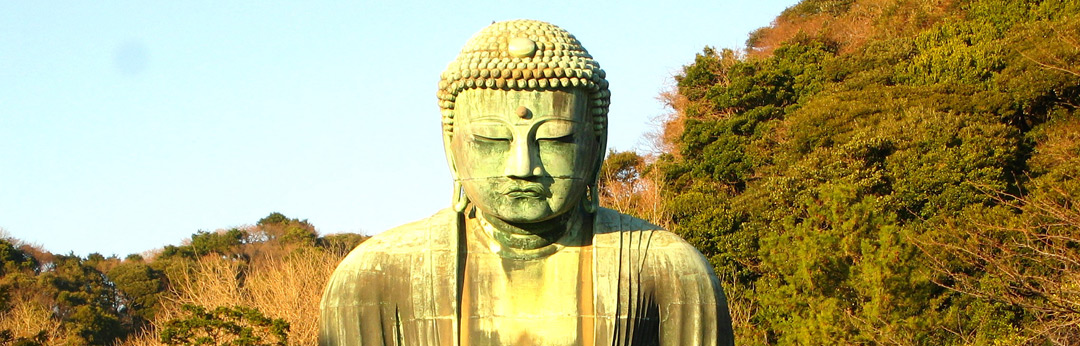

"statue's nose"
[505, 139, 541, 178]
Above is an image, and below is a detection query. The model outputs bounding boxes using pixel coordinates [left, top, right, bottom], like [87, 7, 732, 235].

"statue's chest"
[460, 243, 594, 346]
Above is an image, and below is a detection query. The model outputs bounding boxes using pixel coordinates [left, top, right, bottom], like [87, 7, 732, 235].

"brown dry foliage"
[655, 90, 686, 159]
[0, 231, 61, 344]
[114, 249, 344, 346]
[599, 164, 670, 229]
[0, 290, 62, 343]
[748, 0, 956, 56]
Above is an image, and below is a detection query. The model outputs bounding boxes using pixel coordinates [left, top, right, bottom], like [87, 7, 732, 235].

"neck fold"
[473, 208, 584, 260]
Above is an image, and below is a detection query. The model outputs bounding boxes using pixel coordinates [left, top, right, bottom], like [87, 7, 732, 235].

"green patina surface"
[319, 19, 734, 346]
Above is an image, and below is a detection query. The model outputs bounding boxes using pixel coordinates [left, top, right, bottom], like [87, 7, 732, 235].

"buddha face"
[450, 88, 598, 224]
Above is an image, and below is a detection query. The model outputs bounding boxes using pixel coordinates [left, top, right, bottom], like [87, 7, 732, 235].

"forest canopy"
[621, 0, 1080, 344]
[0, 213, 366, 346]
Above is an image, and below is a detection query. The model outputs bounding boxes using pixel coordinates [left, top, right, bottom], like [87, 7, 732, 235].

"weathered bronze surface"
[320, 19, 734, 346]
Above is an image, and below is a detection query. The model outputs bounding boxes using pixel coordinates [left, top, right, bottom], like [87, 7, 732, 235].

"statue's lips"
[502, 184, 548, 198]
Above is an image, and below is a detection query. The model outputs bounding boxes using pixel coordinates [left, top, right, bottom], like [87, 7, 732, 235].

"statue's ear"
[590, 101, 607, 185]
[444, 130, 470, 211]
[590, 129, 607, 185]
[443, 130, 459, 180]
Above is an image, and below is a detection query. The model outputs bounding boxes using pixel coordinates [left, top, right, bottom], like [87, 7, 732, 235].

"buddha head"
[437, 20, 610, 224]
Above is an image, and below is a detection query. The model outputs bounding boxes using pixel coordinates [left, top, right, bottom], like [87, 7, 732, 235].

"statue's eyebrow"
[469, 116, 510, 124]
[534, 118, 585, 125]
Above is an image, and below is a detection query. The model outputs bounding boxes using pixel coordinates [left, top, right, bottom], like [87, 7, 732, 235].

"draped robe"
[319, 207, 734, 346]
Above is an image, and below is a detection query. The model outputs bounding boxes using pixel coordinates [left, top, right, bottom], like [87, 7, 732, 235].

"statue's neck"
[474, 208, 583, 259]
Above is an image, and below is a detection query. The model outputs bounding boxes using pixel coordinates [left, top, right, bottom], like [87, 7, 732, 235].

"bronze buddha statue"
[320, 20, 734, 346]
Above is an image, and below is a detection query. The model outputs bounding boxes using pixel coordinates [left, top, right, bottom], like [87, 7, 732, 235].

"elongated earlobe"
[453, 180, 469, 212]
[583, 184, 598, 214]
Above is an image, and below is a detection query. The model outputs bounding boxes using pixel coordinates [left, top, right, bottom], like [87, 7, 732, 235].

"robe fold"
[320, 208, 734, 346]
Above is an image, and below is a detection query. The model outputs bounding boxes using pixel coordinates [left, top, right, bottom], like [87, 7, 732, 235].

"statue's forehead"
[455, 89, 585, 121]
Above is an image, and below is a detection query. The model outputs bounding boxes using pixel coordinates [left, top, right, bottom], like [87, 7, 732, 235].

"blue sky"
[0, 1, 800, 257]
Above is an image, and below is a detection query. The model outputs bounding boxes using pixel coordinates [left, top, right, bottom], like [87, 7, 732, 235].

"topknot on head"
[437, 20, 611, 137]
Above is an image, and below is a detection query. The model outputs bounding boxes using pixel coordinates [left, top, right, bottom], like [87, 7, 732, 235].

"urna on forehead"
[437, 20, 611, 138]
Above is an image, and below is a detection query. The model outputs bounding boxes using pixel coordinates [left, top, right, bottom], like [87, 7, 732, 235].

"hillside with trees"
[3, 0, 1079, 345]
[604, 0, 1080, 344]
[0, 213, 366, 346]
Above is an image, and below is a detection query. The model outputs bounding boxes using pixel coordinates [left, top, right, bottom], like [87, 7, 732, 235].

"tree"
[316, 233, 368, 256]
[107, 262, 165, 331]
[160, 304, 288, 346]
[0, 330, 44, 346]
[40, 255, 124, 345]
[0, 238, 47, 346]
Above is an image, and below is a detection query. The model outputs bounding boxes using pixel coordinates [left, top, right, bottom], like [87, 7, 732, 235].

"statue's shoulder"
[593, 207, 689, 247]
[593, 207, 712, 270]
[593, 207, 662, 233]
[323, 209, 458, 311]
[334, 208, 456, 270]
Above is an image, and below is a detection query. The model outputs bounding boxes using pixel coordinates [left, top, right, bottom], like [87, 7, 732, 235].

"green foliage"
[256, 212, 290, 226]
[248, 213, 317, 248]
[919, 112, 1080, 343]
[107, 262, 166, 330]
[662, 0, 1080, 344]
[0, 330, 45, 346]
[41, 255, 124, 345]
[599, 150, 644, 185]
[160, 229, 246, 260]
[665, 39, 838, 191]
[0, 239, 45, 346]
[0, 239, 38, 313]
[666, 188, 754, 284]
[0, 212, 344, 345]
[316, 233, 368, 255]
[280, 226, 316, 247]
[0, 239, 37, 277]
[192, 229, 246, 256]
[160, 304, 288, 346]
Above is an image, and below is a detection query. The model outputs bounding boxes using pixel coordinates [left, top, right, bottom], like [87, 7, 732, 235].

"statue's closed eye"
[540, 134, 575, 143]
[536, 120, 577, 143]
[469, 123, 513, 141]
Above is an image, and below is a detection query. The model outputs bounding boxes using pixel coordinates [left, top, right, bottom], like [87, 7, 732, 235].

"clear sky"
[0, 0, 800, 257]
